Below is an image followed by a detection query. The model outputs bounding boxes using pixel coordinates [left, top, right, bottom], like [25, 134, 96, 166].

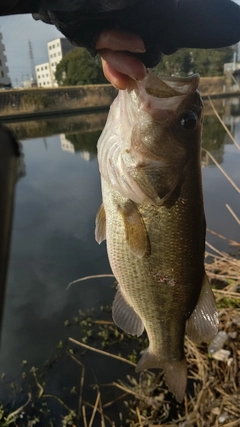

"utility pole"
[28, 40, 36, 83]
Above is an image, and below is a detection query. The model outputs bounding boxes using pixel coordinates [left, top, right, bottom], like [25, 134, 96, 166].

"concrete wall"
[0, 84, 117, 117]
[0, 77, 233, 119]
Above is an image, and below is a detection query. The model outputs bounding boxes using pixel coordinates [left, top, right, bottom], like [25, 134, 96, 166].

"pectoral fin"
[186, 273, 218, 343]
[112, 286, 144, 337]
[117, 199, 149, 258]
[95, 203, 106, 244]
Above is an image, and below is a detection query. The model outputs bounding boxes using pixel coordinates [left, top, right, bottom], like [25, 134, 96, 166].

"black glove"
[1, 0, 240, 67]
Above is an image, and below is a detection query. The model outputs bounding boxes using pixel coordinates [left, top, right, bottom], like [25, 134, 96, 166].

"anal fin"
[112, 286, 144, 337]
[186, 273, 218, 343]
[95, 203, 106, 244]
[117, 199, 149, 258]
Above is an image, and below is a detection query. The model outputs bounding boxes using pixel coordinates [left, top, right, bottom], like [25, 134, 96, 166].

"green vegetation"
[55, 45, 234, 87]
[154, 46, 233, 77]
[55, 48, 107, 86]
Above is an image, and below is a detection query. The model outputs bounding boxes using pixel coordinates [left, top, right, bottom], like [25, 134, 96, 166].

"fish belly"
[102, 178, 205, 362]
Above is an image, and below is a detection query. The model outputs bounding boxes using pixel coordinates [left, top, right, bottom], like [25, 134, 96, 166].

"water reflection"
[60, 132, 97, 160]
[66, 130, 100, 157]
[60, 134, 75, 154]
[6, 111, 108, 141]
[201, 116, 226, 166]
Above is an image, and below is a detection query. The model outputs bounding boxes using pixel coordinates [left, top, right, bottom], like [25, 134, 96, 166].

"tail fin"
[164, 359, 187, 403]
[136, 349, 187, 403]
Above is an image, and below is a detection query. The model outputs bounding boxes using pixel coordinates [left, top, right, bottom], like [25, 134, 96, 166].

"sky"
[0, 14, 61, 86]
[1, 0, 240, 86]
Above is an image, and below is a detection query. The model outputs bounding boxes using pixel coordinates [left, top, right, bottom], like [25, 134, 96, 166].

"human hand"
[96, 29, 147, 90]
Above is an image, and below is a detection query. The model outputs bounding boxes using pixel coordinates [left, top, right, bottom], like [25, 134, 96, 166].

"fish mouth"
[133, 73, 200, 116]
[144, 73, 200, 98]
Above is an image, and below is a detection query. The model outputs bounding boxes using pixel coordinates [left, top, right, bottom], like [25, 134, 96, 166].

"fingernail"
[131, 48, 146, 53]
[129, 66, 147, 81]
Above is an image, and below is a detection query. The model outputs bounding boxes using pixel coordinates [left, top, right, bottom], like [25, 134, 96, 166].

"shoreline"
[0, 105, 109, 123]
[0, 91, 239, 122]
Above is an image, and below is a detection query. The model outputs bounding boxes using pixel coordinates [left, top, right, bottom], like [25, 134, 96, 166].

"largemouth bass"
[95, 72, 218, 402]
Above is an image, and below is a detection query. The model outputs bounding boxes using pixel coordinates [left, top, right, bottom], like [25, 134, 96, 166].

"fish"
[95, 72, 218, 403]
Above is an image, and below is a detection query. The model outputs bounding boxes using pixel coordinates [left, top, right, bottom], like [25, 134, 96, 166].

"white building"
[224, 62, 240, 74]
[0, 32, 11, 88]
[35, 38, 73, 88]
[35, 62, 52, 88]
[47, 38, 73, 87]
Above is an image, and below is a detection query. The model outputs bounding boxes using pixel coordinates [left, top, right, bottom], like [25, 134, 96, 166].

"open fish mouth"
[132, 73, 200, 114]
[144, 73, 200, 98]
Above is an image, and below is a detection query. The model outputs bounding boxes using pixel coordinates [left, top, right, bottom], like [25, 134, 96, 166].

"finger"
[99, 49, 146, 81]
[101, 59, 131, 90]
[96, 29, 146, 53]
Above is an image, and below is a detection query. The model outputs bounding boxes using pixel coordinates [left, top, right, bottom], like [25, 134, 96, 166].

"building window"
[43, 82, 45, 85]
[41, 67, 43, 70]
[0, 60, 2, 66]
[0, 71, 4, 77]
[53, 44, 55, 48]
[51, 63, 54, 66]
[49, 46, 51, 50]
[45, 66, 47, 69]
[38, 75, 40, 79]
[54, 53, 56, 57]
[58, 52, 61, 56]
[57, 42, 60, 47]
[37, 68, 39, 71]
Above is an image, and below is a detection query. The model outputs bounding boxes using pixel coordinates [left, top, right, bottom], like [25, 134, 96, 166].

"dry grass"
[68, 234, 240, 427]
[69, 300, 239, 426]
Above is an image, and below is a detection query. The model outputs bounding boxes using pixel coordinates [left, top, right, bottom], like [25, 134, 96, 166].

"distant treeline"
[154, 46, 234, 77]
[55, 46, 234, 87]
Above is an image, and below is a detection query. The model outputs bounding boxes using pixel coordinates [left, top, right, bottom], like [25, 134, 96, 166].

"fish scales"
[96, 72, 218, 403]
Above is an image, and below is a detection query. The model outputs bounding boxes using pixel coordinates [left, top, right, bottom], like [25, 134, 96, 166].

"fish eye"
[180, 112, 198, 130]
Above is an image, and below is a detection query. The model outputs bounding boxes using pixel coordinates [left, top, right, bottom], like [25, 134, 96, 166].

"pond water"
[0, 98, 239, 424]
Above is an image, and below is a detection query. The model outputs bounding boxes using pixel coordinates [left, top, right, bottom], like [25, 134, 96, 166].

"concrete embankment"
[0, 78, 239, 121]
[0, 84, 117, 121]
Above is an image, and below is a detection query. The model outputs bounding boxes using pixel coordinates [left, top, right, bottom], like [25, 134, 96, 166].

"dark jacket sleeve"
[1, 0, 240, 68]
